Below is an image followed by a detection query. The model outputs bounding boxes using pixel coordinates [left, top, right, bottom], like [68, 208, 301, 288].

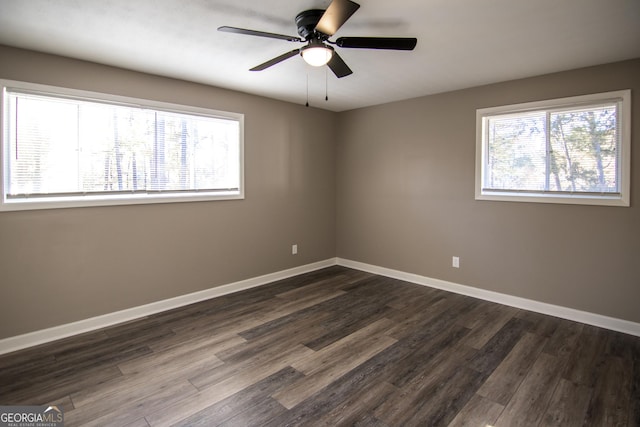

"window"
[476, 90, 631, 206]
[1, 80, 243, 211]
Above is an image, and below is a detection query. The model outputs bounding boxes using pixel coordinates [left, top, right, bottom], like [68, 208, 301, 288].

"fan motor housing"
[295, 9, 325, 39]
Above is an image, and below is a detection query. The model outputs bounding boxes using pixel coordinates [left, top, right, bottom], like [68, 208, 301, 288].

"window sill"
[0, 191, 244, 212]
[475, 190, 629, 207]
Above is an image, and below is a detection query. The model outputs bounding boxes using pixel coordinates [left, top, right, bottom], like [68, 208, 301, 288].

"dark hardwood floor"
[1, 266, 639, 426]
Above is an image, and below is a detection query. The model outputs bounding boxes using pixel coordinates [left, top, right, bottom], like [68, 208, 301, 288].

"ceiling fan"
[218, 0, 417, 78]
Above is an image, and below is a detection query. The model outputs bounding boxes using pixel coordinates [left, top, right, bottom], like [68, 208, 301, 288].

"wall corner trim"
[0, 258, 339, 356]
[337, 258, 640, 337]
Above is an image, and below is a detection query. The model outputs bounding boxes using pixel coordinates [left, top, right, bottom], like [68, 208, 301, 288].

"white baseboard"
[0, 258, 338, 355]
[337, 258, 640, 337]
[3, 256, 637, 355]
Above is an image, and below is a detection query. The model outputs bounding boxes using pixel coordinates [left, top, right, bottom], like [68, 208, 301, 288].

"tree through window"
[476, 90, 630, 206]
[1, 80, 243, 211]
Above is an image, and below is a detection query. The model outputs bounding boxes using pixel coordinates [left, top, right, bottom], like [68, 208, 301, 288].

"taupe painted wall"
[1, 44, 638, 341]
[0, 45, 337, 339]
[337, 59, 640, 323]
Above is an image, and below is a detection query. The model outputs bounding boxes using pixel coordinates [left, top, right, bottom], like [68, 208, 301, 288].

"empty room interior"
[0, 0, 639, 426]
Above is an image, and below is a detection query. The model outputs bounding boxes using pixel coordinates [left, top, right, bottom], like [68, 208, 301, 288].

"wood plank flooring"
[1, 266, 639, 426]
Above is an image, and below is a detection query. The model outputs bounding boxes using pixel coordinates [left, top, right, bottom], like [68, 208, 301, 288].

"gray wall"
[337, 59, 640, 323]
[0, 45, 337, 339]
[1, 44, 638, 340]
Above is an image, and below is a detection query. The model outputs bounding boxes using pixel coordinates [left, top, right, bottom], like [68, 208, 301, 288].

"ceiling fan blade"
[218, 26, 302, 42]
[327, 52, 353, 78]
[315, 0, 360, 36]
[336, 37, 417, 50]
[250, 49, 301, 71]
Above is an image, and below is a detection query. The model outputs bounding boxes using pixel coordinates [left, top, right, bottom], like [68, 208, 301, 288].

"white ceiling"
[0, 0, 639, 112]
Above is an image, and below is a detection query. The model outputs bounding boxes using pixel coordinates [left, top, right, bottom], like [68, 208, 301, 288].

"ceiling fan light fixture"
[301, 44, 334, 67]
[219, 0, 417, 79]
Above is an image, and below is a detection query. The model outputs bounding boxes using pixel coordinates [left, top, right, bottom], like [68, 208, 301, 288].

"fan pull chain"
[305, 73, 309, 107]
[325, 67, 329, 101]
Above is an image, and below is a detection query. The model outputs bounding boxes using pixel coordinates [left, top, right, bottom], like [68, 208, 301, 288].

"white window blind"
[475, 90, 630, 206]
[1, 80, 244, 210]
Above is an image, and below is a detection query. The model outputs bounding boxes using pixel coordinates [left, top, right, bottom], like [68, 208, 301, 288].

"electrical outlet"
[292, 244, 298, 255]
[452, 256, 460, 268]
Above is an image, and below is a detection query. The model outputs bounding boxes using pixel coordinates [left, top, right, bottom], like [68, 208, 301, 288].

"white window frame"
[475, 90, 631, 206]
[1, 79, 244, 211]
